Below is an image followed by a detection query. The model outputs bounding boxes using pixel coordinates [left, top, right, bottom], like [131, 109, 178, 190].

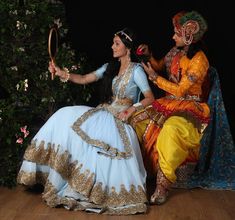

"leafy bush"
[0, 0, 93, 187]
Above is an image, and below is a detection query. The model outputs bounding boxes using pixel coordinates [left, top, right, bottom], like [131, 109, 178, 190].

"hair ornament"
[115, 30, 133, 42]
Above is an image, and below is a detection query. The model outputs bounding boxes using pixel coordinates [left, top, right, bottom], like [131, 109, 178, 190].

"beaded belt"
[112, 97, 133, 106]
[166, 94, 201, 102]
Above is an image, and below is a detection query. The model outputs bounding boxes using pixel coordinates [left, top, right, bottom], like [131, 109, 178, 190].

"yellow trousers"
[157, 116, 202, 182]
[134, 114, 202, 182]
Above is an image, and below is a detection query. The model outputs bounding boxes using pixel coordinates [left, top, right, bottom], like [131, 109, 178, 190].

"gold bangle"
[133, 102, 144, 112]
[60, 68, 70, 83]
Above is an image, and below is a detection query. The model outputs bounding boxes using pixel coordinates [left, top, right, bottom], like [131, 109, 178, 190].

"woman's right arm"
[48, 61, 97, 85]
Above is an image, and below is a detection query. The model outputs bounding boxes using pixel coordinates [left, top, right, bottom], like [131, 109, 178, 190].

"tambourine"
[48, 27, 58, 80]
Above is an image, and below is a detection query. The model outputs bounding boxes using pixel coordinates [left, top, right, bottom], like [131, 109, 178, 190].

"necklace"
[164, 46, 188, 83]
[112, 63, 133, 98]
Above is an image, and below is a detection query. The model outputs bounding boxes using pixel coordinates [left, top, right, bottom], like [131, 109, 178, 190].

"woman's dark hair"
[99, 59, 120, 103]
[99, 27, 136, 104]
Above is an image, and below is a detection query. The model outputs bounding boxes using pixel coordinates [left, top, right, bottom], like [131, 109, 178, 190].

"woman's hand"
[48, 61, 64, 78]
[117, 106, 136, 122]
[48, 61, 70, 82]
[48, 61, 56, 75]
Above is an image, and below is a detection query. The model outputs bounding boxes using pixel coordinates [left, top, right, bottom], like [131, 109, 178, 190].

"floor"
[0, 185, 234, 220]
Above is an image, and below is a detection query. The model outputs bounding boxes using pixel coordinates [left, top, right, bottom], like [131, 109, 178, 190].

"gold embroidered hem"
[17, 141, 147, 215]
[18, 170, 147, 215]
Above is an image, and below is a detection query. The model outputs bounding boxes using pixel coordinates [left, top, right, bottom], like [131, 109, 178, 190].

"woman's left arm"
[118, 90, 154, 122]
[119, 91, 154, 121]
[118, 66, 154, 121]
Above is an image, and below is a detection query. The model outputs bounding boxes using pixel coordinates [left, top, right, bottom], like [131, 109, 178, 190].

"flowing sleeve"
[133, 64, 151, 93]
[94, 63, 108, 80]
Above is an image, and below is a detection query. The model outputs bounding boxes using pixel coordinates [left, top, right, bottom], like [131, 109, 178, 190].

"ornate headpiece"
[173, 11, 208, 45]
[115, 30, 133, 42]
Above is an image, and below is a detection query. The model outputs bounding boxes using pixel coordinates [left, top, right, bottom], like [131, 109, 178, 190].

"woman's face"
[111, 35, 129, 58]
[172, 27, 185, 47]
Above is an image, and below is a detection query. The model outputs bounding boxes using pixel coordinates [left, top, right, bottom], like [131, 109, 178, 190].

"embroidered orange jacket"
[149, 50, 210, 127]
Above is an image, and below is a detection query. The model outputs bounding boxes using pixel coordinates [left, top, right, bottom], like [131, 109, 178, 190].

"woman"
[17, 28, 154, 215]
[131, 11, 210, 205]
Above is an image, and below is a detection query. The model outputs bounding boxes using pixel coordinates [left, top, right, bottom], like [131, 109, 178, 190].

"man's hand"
[142, 62, 158, 81]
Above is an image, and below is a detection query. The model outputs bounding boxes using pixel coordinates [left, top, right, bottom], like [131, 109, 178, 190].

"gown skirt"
[17, 105, 148, 215]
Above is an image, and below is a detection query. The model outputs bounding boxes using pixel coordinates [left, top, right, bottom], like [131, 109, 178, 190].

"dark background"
[62, 0, 234, 139]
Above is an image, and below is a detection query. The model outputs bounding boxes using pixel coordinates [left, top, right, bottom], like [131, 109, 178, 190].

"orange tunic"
[131, 49, 210, 176]
[151, 50, 210, 127]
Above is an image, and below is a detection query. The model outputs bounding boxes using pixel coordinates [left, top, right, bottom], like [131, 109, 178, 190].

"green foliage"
[0, 0, 93, 187]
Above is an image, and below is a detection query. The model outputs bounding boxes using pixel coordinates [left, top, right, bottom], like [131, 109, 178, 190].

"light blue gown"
[17, 62, 151, 215]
